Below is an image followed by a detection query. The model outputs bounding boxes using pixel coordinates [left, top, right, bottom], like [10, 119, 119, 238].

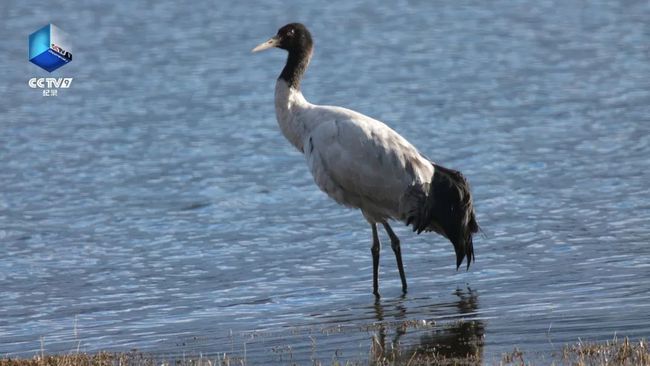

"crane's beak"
[252, 35, 280, 53]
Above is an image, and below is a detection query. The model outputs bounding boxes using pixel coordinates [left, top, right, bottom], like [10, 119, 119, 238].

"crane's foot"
[371, 223, 381, 298]
[383, 222, 409, 293]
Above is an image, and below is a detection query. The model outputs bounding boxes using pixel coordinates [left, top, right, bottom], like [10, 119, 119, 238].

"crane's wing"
[303, 106, 433, 221]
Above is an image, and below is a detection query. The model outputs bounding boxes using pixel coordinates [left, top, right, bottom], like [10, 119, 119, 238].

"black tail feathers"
[406, 163, 479, 270]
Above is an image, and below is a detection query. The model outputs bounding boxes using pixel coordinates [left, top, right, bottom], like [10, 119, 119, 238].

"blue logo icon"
[29, 24, 72, 72]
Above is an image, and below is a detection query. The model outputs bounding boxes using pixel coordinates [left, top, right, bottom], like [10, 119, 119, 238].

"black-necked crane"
[252, 23, 479, 296]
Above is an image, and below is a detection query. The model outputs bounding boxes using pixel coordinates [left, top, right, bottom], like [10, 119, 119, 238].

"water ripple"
[1, 0, 649, 363]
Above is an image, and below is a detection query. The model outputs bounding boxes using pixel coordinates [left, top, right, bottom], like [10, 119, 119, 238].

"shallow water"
[1, 0, 649, 363]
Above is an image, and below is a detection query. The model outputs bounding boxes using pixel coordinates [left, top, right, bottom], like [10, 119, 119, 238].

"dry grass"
[498, 337, 649, 366]
[0, 352, 149, 366]
[0, 351, 242, 366]
[560, 337, 649, 366]
[1, 338, 647, 366]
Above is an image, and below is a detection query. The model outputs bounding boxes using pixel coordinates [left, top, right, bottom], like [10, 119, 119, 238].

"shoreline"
[1, 337, 647, 365]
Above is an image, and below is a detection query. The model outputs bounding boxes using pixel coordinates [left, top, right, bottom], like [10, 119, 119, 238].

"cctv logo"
[29, 78, 73, 88]
[28, 24, 74, 96]
[29, 24, 72, 72]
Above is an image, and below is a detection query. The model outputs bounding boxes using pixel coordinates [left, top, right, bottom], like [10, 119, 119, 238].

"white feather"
[275, 80, 434, 223]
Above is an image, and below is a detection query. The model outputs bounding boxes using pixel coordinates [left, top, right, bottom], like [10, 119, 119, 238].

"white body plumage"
[275, 80, 434, 224]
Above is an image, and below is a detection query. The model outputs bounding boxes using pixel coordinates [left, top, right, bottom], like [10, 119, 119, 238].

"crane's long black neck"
[279, 46, 312, 90]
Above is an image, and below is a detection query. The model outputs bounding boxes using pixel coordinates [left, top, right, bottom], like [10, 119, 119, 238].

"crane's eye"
[287, 28, 295, 37]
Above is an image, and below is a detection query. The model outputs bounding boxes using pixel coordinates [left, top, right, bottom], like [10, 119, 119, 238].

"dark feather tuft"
[407, 163, 479, 270]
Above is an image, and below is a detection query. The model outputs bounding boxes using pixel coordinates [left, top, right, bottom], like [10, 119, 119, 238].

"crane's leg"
[371, 223, 381, 296]
[383, 222, 407, 293]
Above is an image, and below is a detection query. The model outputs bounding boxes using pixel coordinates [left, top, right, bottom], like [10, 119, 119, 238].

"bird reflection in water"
[370, 288, 484, 363]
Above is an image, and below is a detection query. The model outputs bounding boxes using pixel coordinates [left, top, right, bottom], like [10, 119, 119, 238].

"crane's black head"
[252, 23, 313, 89]
[252, 23, 313, 55]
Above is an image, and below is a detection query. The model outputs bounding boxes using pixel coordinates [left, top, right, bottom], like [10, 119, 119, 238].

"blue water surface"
[1, 0, 649, 364]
